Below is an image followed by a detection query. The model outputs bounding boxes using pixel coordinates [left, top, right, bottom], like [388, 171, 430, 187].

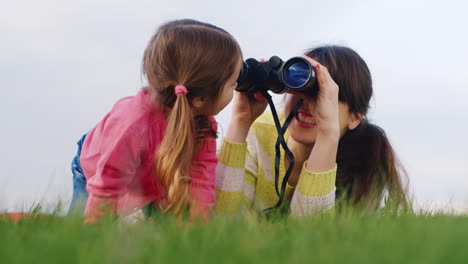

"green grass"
[1, 210, 468, 264]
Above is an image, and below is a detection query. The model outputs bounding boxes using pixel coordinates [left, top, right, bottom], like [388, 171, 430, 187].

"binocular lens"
[283, 61, 310, 88]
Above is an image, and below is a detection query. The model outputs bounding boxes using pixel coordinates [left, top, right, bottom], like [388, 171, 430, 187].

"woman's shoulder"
[250, 112, 279, 140]
[253, 112, 278, 127]
[246, 112, 279, 159]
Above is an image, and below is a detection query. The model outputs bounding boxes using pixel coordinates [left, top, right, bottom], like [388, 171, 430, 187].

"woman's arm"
[289, 164, 336, 218]
[289, 58, 340, 218]
[215, 92, 267, 216]
[215, 138, 254, 216]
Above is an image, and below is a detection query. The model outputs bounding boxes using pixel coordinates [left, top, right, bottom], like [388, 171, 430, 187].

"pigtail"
[154, 89, 195, 216]
[336, 120, 409, 209]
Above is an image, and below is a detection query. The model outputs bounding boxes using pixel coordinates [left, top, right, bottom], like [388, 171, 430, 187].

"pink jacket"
[80, 89, 217, 219]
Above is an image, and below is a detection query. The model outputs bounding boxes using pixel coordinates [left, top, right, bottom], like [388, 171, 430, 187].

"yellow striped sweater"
[215, 113, 337, 218]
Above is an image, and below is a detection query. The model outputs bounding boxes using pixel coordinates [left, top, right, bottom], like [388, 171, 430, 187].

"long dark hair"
[306, 45, 409, 209]
[142, 19, 242, 215]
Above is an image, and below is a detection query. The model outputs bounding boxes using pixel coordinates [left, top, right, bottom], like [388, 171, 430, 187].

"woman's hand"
[225, 91, 268, 143]
[289, 55, 340, 173]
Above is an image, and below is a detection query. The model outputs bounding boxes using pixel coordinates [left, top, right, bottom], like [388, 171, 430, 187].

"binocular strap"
[261, 90, 304, 213]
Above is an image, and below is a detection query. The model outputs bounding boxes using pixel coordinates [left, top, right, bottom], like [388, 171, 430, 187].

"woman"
[215, 45, 409, 217]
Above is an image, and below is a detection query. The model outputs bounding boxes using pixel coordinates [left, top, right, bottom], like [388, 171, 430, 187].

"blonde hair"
[142, 19, 242, 215]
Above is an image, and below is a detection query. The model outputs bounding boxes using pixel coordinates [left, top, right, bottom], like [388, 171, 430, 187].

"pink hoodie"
[80, 89, 217, 220]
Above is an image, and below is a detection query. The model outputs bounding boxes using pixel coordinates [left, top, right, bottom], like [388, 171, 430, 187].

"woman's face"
[283, 93, 356, 146]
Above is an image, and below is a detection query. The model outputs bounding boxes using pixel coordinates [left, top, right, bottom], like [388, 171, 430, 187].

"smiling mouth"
[295, 111, 317, 127]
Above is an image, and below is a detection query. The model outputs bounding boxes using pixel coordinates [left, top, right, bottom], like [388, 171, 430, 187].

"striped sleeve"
[290, 162, 337, 218]
[215, 139, 248, 216]
[215, 129, 260, 216]
[242, 133, 259, 210]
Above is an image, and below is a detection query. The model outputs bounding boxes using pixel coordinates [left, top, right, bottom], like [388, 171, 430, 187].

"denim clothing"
[68, 134, 88, 215]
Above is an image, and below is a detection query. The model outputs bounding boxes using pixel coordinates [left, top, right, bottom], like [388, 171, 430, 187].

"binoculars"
[236, 56, 318, 96]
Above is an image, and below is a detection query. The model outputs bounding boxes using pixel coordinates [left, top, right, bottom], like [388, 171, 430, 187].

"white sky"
[1, 0, 467, 212]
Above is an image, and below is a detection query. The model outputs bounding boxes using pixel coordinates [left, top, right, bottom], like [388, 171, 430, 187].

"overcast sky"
[1, 0, 467, 212]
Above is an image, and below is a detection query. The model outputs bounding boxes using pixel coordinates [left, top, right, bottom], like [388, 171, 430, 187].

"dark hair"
[142, 19, 242, 215]
[306, 45, 409, 208]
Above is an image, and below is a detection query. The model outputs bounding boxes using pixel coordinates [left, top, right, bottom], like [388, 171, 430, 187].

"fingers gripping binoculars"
[236, 56, 318, 96]
[235, 56, 317, 211]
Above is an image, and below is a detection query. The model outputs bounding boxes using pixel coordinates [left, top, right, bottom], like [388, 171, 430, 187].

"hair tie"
[174, 85, 188, 96]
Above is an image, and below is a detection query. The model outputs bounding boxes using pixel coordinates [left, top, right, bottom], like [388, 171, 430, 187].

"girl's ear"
[348, 112, 364, 130]
[191, 96, 207, 112]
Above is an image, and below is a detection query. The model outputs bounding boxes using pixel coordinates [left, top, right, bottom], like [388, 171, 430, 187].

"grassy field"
[1, 209, 468, 264]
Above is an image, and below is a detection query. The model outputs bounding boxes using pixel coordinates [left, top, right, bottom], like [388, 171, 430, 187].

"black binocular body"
[236, 56, 318, 97]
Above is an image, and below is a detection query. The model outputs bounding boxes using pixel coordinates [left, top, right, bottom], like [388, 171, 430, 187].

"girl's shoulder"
[111, 89, 158, 114]
[103, 89, 166, 135]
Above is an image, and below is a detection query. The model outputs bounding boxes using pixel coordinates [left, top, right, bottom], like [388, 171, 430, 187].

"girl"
[69, 19, 243, 222]
[215, 45, 409, 217]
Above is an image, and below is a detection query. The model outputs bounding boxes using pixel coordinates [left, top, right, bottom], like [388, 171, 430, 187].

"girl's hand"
[290, 56, 340, 140]
[226, 91, 268, 143]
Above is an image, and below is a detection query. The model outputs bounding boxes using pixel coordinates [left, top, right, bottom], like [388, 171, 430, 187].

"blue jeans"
[68, 134, 88, 215]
